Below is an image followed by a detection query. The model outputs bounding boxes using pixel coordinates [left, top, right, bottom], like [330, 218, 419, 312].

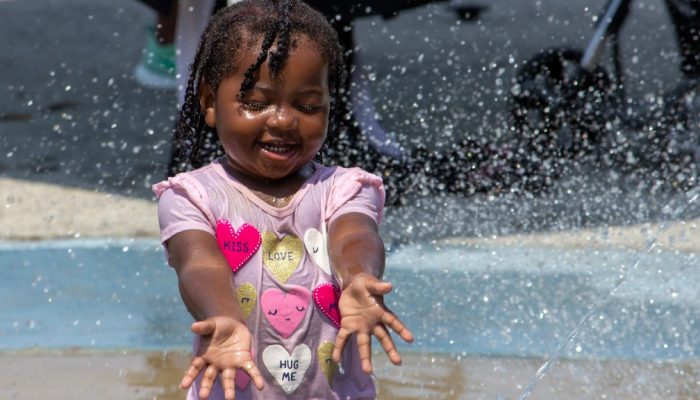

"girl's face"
[201, 35, 329, 182]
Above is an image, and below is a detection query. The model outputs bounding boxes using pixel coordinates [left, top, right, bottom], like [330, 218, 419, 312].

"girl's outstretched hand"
[181, 316, 265, 400]
[332, 273, 414, 374]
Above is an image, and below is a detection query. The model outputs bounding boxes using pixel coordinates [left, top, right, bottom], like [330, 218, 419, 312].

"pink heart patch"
[234, 349, 254, 389]
[261, 286, 311, 338]
[235, 367, 250, 390]
[216, 220, 261, 273]
[313, 283, 341, 329]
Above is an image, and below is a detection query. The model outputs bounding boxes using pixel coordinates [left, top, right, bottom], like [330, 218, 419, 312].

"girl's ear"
[199, 81, 217, 128]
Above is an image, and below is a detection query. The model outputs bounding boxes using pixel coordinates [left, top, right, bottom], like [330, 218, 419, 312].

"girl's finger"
[332, 327, 351, 363]
[181, 356, 206, 389]
[199, 364, 219, 400]
[366, 279, 393, 295]
[381, 311, 414, 343]
[242, 360, 266, 390]
[372, 325, 401, 365]
[191, 319, 216, 336]
[221, 368, 236, 400]
[356, 332, 373, 374]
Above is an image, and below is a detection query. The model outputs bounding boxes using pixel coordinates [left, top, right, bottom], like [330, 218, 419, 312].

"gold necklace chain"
[269, 193, 293, 207]
[222, 162, 314, 208]
[255, 191, 293, 208]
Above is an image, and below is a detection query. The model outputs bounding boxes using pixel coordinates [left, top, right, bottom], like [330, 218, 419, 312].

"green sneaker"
[133, 27, 177, 90]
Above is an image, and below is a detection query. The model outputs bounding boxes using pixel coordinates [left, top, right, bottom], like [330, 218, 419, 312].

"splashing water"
[512, 187, 700, 400]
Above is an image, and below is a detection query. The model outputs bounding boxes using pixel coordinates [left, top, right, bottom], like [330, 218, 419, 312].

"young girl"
[152, 1, 413, 398]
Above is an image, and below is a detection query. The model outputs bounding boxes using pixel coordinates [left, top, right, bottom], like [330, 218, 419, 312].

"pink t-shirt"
[152, 159, 385, 400]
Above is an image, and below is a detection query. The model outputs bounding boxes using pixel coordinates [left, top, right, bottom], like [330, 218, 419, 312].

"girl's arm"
[328, 212, 414, 374]
[328, 212, 385, 288]
[167, 230, 265, 399]
[167, 230, 242, 321]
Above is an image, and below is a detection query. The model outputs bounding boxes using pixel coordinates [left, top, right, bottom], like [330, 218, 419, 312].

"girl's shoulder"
[152, 161, 227, 199]
[321, 164, 384, 193]
[307, 164, 384, 202]
[316, 163, 386, 220]
[313, 163, 383, 186]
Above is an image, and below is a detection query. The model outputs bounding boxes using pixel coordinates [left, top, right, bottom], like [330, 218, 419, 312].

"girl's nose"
[267, 104, 298, 131]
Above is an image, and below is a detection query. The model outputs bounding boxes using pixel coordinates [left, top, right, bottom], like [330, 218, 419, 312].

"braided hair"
[171, 0, 346, 173]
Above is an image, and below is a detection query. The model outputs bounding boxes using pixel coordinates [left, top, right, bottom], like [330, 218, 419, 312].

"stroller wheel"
[510, 47, 613, 159]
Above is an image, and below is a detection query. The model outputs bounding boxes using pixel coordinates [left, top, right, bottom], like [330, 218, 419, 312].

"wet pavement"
[2, 237, 700, 399]
[2, 350, 699, 400]
[4, 238, 698, 358]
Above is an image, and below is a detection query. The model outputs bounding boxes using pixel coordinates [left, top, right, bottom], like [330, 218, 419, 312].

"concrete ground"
[2, 350, 699, 400]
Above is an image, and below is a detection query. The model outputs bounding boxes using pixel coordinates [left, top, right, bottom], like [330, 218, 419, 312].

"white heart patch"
[262, 344, 311, 394]
[304, 226, 331, 275]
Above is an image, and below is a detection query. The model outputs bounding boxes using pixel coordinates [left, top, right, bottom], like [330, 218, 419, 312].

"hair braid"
[268, 0, 294, 74]
[173, 23, 213, 171]
[239, 25, 278, 96]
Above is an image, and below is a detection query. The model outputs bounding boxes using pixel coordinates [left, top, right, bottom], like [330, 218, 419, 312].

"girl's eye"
[297, 104, 323, 114]
[268, 309, 278, 315]
[296, 306, 305, 312]
[239, 99, 268, 111]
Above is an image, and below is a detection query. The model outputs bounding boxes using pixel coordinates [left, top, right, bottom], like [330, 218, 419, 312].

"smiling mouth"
[257, 142, 297, 155]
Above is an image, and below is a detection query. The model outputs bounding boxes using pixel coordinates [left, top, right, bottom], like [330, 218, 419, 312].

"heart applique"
[236, 283, 257, 320]
[235, 367, 250, 390]
[313, 283, 341, 329]
[304, 226, 331, 275]
[234, 349, 254, 389]
[262, 231, 303, 283]
[261, 285, 310, 338]
[262, 344, 311, 394]
[317, 341, 338, 384]
[216, 220, 261, 273]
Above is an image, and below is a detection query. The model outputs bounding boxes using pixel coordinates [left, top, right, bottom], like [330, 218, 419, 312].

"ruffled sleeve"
[326, 167, 386, 225]
[152, 174, 217, 244]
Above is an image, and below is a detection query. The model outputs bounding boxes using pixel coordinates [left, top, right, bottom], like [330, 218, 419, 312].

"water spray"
[512, 186, 700, 400]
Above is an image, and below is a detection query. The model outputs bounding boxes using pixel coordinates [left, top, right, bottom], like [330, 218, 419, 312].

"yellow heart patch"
[236, 283, 257, 320]
[262, 232, 303, 283]
[317, 341, 338, 384]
